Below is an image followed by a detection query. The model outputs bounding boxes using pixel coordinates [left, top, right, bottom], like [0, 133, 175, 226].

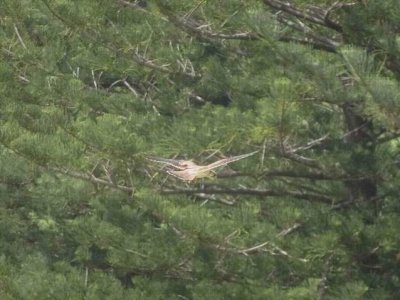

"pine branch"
[281, 148, 321, 169]
[168, 14, 260, 41]
[262, 0, 359, 54]
[277, 15, 339, 53]
[41, 0, 76, 28]
[331, 193, 386, 210]
[0, 141, 135, 193]
[290, 134, 330, 152]
[218, 168, 346, 181]
[260, 169, 339, 181]
[160, 186, 334, 204]
[48, 166, 135, 194]
[278, 36, 337, 53]
[216, 240, 307, 262]
[279, 134, 331, 169]
[276, 223, 302, 237]
[263, 0, 343, 32]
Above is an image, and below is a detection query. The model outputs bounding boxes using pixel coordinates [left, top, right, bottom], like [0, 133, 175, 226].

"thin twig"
[14, 24, 27, 49]
[123, 80, 139, 97]
[133, 49, 201, 80]
[218, 240, 308, 262]
[84, 267, 89, 288]
[276, 223, 302, 238]
[49, 166, 135, 194]
[172, 15, 260, 41]
[290, 134, 329, 153]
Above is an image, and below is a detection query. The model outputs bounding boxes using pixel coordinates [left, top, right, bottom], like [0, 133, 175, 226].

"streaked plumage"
[147, 151, 258, 181]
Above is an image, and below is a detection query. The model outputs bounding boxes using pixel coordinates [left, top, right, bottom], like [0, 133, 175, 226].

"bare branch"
[191, 192, 236, 206]
[290, 134, 329, 153]
[260, 169, 339, 181]
[331, 193, 386, 210]
[277, 15, 339, 52]
[123, 79, 139, 97]
[263, 0, 343, 32]
[276, 223, 302, 238]
[282, 150, 321, 169]
[160, 186, 334, 204]
[14, 24, 27, 49]
[167, 14, 260, 41]
[238, 241, 271, 256]
[280, 135, 327, 169]
[324, 1, 356, 31]
[217, 168, 346, 182]
[278, 36, 337, 53]
[155, 1, 260, 43]
[48, 166, 135, 194]
[216, 240, 308, 262]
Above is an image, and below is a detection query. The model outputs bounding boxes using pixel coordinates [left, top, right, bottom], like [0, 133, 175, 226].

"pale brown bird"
[147, 151, 258, 181]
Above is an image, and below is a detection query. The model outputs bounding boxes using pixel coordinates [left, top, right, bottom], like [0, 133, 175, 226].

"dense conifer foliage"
[1, 0, 400, 298]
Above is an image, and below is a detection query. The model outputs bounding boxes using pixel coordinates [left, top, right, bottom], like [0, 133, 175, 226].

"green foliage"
[0, 0, 399, 298]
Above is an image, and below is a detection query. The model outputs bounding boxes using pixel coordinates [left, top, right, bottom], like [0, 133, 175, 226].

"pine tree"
[0, 0, 399, 298]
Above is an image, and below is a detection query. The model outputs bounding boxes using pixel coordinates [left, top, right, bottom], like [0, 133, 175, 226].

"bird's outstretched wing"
[147, 150, 258, 181]
[171, 150, 259, 181]
[205, 150, 259, 170]
[146, 156, 196, 170]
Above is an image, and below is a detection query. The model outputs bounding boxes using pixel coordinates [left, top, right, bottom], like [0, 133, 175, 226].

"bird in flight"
[147, 151, 258, 181]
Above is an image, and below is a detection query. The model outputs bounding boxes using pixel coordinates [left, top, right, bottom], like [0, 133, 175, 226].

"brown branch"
[278, 36, 337, 53]
[324, 1, 357, 32]
[282, 150, 321, 169]
[331, 193, 386, 210]
[217, 168, 345, 181]
[277, 15, 339, 52]
[161, 186, 334, 204]
[260, 169, 338, 181]
[263, 0, 343, 32]
[262, 0, 353, 53]
[280, 135, 327, 169]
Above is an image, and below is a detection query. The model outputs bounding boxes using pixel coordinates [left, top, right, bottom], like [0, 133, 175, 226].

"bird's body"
[147, 151, 258, 181]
